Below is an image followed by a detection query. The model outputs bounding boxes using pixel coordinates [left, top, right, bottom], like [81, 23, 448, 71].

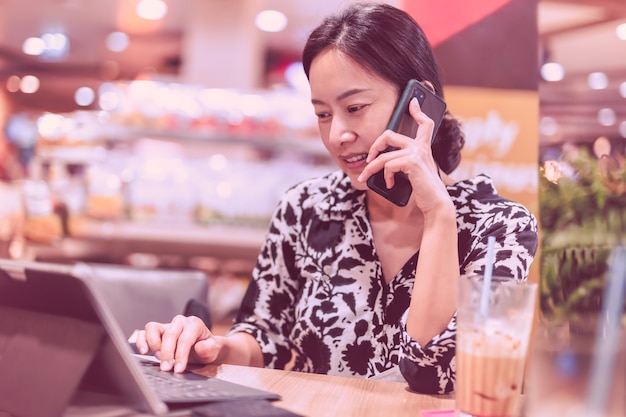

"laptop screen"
[0, 260, 173, 416]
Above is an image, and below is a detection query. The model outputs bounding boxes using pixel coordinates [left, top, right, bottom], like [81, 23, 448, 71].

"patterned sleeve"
[227, 191, 301, 370]
[398, 311, 457, 394]
[398, 198, 538, 394]
[461, 200, 539, 280]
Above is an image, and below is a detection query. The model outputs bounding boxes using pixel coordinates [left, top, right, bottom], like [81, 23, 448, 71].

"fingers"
[358, 98, 436, 186]
[139, 315, 213, 373]
[138, 321, 165, 356]
[358, 141, 399, 186]
[358, 130, 423, 185]
[408, 97, 435, 143]
[171, 317, 215, 372]
[366, 98, 434, 161]
[157, 316, 186, 371]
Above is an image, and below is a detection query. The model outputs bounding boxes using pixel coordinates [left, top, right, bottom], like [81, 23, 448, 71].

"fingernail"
[174, 362, 185, 373]
[357, 173, 364, 182]
[154, 350, 161, 360]
[160, 360, 172, 371]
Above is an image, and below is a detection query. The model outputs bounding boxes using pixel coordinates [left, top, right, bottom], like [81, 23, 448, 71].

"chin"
[346, 174, 369, 191]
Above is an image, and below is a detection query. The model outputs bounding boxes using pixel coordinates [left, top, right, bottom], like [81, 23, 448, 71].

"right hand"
[358, 97, 451, 215]
[136, 315, 224, 373]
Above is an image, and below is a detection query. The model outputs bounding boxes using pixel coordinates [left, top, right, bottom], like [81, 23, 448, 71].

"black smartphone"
[366, 79, 447, 206]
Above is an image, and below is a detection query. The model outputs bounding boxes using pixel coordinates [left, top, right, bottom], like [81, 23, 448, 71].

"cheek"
[317, 123, 332, 147]
[371, 109, 393, 133]
[360, 105, 395, 140]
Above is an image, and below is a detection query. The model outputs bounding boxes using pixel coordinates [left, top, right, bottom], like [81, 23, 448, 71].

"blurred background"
[0, 0, 622, 135]
[0, 0, 624, 321]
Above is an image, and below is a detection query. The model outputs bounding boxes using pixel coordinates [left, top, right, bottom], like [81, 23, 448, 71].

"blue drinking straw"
[479, 236, 496, 317]
[585, 244, 626, 416]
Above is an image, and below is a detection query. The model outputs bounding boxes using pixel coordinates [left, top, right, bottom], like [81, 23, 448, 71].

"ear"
[420, 80, 436, 94]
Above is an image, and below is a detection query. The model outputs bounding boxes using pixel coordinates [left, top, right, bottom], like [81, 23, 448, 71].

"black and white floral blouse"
[228, 170, 538, 394]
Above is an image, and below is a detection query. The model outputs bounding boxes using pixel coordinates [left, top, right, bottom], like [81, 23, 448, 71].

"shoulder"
[282, 170, 347, 201]
[272, 170, 363, 224]
[448, 174, 537, 231]
[282, 170, 363, 211]
[449, 175, 533, 213]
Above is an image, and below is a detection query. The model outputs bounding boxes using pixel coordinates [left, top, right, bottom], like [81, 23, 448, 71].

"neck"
[366, 190, 422, 222]
[366, 170, 457, 221]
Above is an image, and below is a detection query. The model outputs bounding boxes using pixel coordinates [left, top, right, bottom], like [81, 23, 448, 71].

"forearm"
[214, 332, 264, 368]
[406, 203, 459, 346]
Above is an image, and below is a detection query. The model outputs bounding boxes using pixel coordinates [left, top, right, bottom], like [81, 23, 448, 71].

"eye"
[316, 111, 331, 121]
[348, 104, 366, 113]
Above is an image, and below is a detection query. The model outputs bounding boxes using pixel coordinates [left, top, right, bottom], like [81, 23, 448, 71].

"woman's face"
[308, 48, 398, 190]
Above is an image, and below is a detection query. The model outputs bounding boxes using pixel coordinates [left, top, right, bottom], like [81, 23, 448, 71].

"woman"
[137, 2, 538, 394]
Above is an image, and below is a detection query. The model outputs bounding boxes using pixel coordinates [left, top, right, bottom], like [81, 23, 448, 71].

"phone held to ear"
[366, 79, 447, 207]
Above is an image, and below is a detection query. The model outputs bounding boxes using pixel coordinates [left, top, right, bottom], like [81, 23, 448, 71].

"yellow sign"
[446, 86, 539, 216]
[446, 86, 540, 282]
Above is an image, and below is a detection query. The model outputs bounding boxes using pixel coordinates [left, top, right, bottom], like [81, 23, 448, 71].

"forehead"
[308, 49, 389, 96]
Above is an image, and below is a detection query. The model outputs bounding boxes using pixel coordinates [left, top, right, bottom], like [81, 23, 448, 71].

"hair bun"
[432, 111, 465, 174]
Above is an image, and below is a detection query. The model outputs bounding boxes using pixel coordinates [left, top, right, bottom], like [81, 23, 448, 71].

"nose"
[328, 117, 356, 147]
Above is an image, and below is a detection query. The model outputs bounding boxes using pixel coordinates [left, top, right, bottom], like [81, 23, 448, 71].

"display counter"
[29, 218, 268, 266]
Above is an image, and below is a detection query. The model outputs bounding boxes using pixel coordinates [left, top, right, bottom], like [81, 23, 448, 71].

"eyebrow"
[311, 88, 372, 105]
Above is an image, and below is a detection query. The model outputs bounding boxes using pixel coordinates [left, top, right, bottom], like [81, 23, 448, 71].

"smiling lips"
[343, 153, 368, 170]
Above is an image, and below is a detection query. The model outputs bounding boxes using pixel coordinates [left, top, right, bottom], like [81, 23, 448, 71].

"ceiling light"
[22, 37, 45, 56]
[75, 87, 96, 106]
[255, 10, 288, 33]
[25, 32, 70, 61]
[597, 108, 616, 126]
[620, 81, 626, 98]
[20, 75, 40, 94]
[41, 33, 68, 53]
[617, 23, 626, 41]
[540, 62, 564, 82]
[540, 116, 559, 136]
[106, 32, 129, 52]
[136, 0, 168, 21]
[39, 31, 70, 61]
[587, 72, 608, 90]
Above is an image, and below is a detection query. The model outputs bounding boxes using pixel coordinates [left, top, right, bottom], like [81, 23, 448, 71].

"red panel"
[400, 0, 512, 46]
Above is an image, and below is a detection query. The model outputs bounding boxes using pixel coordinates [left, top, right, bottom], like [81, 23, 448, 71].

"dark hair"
[302, 2, 464, 174]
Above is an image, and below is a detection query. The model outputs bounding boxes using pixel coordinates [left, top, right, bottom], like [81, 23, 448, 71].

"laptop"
[0, 259, 280, 417]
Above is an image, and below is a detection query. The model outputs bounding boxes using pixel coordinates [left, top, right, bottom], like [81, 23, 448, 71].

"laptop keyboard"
[139, 360, 246, 403]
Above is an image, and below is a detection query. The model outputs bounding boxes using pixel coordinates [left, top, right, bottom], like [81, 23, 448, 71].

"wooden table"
[65, 363, 455, 417]
[196, 364, 454, 416]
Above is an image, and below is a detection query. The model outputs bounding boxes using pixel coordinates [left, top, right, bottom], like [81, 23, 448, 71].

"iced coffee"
[456, 276, 537, 417]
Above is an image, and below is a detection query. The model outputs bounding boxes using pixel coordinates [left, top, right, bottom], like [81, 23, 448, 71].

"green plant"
[539, 146, 626, 321]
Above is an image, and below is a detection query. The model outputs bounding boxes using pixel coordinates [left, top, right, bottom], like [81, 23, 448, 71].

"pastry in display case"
[21, 180, 63, 244]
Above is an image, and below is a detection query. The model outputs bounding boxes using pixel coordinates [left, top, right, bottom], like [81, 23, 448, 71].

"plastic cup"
[455, 275, 538, 417]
